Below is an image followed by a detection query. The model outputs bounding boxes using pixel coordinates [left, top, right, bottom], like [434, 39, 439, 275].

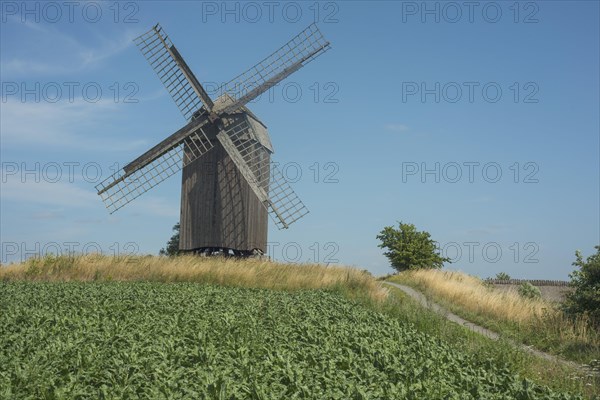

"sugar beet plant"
[0, 282, 581, 399]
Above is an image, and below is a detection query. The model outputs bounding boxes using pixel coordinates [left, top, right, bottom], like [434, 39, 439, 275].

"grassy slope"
[383, 286, 599, 399]
[387, 270, 600, 365]
[1, 255, 597, 398]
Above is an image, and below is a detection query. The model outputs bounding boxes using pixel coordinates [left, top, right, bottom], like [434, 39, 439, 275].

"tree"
[495, 272, 511, 281]
[518, 282, 541, 300]
[563, 245, 600, 327]
[159, 223, 180, 256]
[377, 222, 450, 272]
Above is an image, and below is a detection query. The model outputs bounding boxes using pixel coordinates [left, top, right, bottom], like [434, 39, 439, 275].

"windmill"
[96, 23, 331, 256]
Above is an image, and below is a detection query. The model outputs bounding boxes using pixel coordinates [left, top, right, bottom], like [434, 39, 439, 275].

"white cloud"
[1, 179, 97, 208]
[464, 224, 513, 236]
[0, 20, 136, 77]
[468, 196, 493, 204]
[77, 32, 136, 68]
[129, 196, 179, 218]
[0, 98, 148, 151]
[1, 58, 68, 75]
[30, 210, 65, 220]
[384, 123, 409, 133]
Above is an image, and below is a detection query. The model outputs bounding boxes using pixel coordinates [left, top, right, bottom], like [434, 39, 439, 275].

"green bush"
[563, 246, 600, 327]
[518, 282, 541, 299]
[376, 221, 450, 272]
[159, 223, 180, 256]
[495, 272, 511, 281]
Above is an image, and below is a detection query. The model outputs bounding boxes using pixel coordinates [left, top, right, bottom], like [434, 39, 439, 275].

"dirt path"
[383, 281, 596, 375]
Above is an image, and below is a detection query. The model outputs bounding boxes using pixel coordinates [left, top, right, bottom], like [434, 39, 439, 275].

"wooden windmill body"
[96, 24, 330, 255]
[180, 107, 272, 254]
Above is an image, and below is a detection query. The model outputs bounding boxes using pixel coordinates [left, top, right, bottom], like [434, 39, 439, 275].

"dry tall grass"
[0, 254, 389, 302]
[390, 269, 554, 324]
[389, 269, 599, 362]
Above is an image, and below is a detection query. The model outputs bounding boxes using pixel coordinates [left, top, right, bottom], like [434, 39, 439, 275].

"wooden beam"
[124, 117, 209, 175]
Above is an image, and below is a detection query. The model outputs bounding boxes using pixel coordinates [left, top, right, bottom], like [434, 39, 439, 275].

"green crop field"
[0, 282, 581, 399]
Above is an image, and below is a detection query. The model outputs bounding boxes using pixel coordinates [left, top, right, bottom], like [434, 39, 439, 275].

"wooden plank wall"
[179, 140, 268, 252]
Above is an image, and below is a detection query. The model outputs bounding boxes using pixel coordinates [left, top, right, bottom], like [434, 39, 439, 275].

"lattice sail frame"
[217, 118, 309, 229]
[96, 130, 213, 213]
[98, 23, 327, 228]
[217, 23, 330, 114]
[134, 24, 205, 121]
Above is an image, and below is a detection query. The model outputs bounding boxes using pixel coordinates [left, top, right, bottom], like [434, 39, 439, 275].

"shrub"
[563, 246, 600, 327]
[495, 272, 511, 281]
[376, 222, 450, 272]
[159, 223, 180, 256]
[518, 282, 541, 300]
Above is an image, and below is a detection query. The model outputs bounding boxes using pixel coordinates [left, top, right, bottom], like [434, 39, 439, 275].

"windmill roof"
[215, 93, 273, 153]
[246, 113, 273, 153]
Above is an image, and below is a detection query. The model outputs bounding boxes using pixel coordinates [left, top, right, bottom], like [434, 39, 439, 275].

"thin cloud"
[1, 179, 97, 208]
[130, 197, 179, 218]
[30, 210, 65, 220]
[384, 123, 409, 133]
[465, 223, 513, 236]
[0, 98, 148, 152]
[1, 20, 136, 77]
[468, 196, 493, 204]
[78, 32, 136, 67]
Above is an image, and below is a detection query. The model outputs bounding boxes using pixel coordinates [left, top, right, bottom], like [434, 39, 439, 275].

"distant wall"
[486, 279, 570, 287]
[486, 279, 573, 303]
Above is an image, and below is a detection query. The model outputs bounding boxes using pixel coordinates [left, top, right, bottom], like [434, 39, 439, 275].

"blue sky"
[1, 1, 598, 279]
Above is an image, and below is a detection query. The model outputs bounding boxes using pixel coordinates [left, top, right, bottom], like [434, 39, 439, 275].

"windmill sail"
[134, 24, 214, 120]
[217, 23, 331, 115]
[217, 118, 309, 229]
[96, 127, 213, 213]
[98, 22, 329, 244]
[123, 118, 210, 174]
